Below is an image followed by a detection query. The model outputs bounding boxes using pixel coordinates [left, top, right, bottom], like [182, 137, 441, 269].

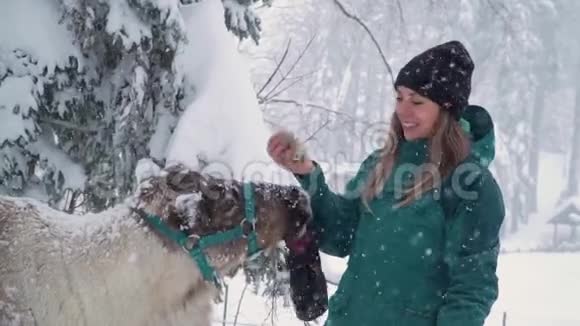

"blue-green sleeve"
[294, 152, 379, 257]
[438, 171, 505, 326]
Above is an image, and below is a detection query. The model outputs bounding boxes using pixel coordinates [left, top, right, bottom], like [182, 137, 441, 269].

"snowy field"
[213, 252, 580, 326]
[489, 253, 580, 326]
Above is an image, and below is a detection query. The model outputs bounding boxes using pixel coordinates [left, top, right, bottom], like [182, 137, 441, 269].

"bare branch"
[262, 34, 316, 101]
[232, 283, 248, 326]
[395, 0, 406, 26]
[263, 98, 375, 126]
[286, 69, 319, 81]
[38, 117, 100, 133]
[331, 0, 395, 86]
[222, 284, 228, 326]
[482, 0, 516, 36]
[257, 38, 292, 98]
[263, 76, 305, 101]
[304, 118, 332, 143]
[263, 117, 280, 128]
[281, 34, 316, 79]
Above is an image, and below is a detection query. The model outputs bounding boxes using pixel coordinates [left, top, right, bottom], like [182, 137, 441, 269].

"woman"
[268, 41, 505, 326]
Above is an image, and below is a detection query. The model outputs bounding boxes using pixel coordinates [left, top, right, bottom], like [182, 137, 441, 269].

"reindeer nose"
[286, 231, 313, 254]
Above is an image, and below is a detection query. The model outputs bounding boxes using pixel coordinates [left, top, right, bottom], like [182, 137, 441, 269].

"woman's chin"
[403, 130, 421, 141]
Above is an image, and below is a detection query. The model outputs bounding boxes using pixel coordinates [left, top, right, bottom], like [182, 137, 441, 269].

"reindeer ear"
[181, 171, 204, 191]
[288, 186, 303, 206]
[166, 168, 204, 193]
[229, 181, 241, 201]
[284, 186, 312, 239]
[135, 158, 162, 184]
[202, 180, 227, 200]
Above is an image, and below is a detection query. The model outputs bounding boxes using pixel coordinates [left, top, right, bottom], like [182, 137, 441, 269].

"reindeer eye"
[291, 187, 300, 196]
[213, 183, 226, 195]
[223, 189, 239, 209]
[230, 186, 241, 201]
[203, 182, 226, 200]
[288, 186, 302, 202]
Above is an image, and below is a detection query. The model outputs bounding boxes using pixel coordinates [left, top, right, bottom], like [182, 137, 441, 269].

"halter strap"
[139, 182, 260, 287]
[243, 182, 260, 255]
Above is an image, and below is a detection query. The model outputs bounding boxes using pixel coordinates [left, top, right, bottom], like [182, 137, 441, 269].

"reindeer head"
[133, 159, 312, 275]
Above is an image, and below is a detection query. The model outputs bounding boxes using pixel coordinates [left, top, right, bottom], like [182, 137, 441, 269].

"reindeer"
[0, 160, 312, 326]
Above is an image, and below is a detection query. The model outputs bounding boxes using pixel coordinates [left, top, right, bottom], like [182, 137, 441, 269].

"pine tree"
[0, 0, 270, 211]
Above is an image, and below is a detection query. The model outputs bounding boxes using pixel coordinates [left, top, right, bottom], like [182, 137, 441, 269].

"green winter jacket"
[295, 105, 505, 326]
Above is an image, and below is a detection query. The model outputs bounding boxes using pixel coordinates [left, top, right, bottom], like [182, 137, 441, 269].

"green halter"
[142, 182, 260, 287]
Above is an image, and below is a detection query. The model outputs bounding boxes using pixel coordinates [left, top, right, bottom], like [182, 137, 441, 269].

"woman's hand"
[267, 130, 315, 175]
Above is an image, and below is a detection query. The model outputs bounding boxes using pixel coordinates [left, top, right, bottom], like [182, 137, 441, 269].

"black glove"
[286, 224, 328, 321]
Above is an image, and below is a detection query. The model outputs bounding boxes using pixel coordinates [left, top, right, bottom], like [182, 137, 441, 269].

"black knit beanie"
[394, 41, 474, 120]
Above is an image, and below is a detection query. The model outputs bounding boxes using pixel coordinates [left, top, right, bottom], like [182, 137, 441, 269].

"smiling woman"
[268, 41, 505, 326]
[395, 87, 442, 140]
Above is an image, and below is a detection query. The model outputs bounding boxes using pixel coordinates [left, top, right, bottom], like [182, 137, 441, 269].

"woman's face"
[395, 86, 441, 141]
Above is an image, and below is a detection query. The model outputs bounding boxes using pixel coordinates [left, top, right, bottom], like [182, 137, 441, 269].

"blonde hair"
[362, 110, 470, 209]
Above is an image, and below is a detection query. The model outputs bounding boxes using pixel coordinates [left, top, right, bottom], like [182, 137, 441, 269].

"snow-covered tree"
[0, 0, 270, 211]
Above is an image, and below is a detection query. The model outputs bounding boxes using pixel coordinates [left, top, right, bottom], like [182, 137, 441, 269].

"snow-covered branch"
[38, 118, 101, 133]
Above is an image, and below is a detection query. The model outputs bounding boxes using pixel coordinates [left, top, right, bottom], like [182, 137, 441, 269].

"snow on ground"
[488, 252, 580, 326]
[213, 252, 580, 326]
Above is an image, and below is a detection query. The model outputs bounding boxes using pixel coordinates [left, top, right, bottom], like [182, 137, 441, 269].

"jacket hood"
[459, 105, 496, 167]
